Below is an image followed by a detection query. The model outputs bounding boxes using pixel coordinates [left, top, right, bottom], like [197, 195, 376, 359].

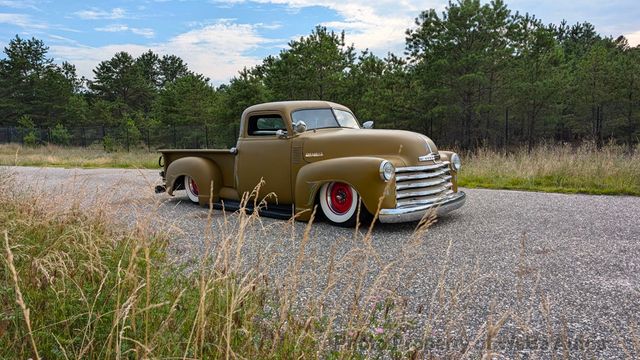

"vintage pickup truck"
[156, 101, 465, 226]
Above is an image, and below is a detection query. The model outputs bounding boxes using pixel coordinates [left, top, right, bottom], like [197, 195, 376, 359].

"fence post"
[504, 107, 509, 154]
[81, 127, 86, 147]
[172, 124, 177, 148]
[7, 127, 11, 143]
[146, 128, 151, 152]
[126, 126, 130, 152]
[205, 125, 209, 148]
[233, 123, 239, 146]
[102, 126, 107, 151]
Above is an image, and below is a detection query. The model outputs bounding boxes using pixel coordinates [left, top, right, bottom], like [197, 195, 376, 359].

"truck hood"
[299, 128, 439, 166]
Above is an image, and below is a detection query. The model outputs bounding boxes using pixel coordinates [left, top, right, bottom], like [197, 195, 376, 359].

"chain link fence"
[0, 123, 240, 151]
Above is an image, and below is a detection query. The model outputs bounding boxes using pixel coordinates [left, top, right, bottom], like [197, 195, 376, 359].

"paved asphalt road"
[5, 166, 640, 357]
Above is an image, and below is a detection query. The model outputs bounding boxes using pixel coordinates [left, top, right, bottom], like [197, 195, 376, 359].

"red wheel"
[319, 182, 359, 226]
[184, 176, 199, 203]
[327, 182, 353, 215]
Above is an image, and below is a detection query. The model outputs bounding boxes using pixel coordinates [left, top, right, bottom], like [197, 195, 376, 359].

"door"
[236, 112, 293, 204]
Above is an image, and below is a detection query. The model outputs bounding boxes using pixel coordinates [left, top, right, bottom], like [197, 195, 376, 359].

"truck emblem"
[305, 152, 324, 158]
[419, 153, 437, 162]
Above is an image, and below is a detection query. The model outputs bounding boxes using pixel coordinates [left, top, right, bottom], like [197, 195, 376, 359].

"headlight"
[450, 153, 462, 172]
[379, 161, 395, 181]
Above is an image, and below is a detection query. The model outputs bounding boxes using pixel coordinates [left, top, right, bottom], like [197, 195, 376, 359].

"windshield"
[333, 109, 360, 128]
[291, 108, 360, 130]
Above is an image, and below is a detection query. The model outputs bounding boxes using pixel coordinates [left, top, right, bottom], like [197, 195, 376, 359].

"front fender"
[294, 157, 396, 221]
[166, 157, 222, 205]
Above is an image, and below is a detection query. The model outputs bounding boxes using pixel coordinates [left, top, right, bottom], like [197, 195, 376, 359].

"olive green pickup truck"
[156, 100, 465, 226]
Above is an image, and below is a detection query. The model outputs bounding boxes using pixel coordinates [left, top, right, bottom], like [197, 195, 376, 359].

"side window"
[247, 115, 286, 136]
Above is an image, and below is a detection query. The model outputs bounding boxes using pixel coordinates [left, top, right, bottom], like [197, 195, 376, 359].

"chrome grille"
[394, 162, 453, 208]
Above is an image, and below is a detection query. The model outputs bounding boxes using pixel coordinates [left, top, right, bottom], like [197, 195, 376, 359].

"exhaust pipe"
[154, 185, 166, 194]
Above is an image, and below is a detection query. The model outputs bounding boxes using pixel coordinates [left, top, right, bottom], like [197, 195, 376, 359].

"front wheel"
[184, 175, 200, 204]
[319, 182, 366, 227]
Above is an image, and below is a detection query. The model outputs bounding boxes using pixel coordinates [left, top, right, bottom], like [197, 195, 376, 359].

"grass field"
[1, 142, 639, 196]
[458, 142, 640, 196]
[0, 144, 159, 169]
[0, 170, 470, 358]
[2, 168, 639, 358]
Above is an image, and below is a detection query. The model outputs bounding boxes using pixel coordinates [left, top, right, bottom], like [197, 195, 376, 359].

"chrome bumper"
[378, 191, 466, 223]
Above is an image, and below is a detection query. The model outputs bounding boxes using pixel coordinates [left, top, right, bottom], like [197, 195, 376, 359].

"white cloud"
[255, 22, 283, 30]
[0, 0, 40, 11]
[211, 0, 442, 55]
[131, 28, 155, 38]
[95, 24, 155, 38]
[74, 7, 127, 20]
[625, 30, 640, 47]
[95, 24, 129, 32]
[50, 20, 275, 84]
[48, 34, 81, 45]
[0, 12, 48, 29]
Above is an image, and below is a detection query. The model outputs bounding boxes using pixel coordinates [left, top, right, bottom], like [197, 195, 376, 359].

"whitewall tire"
[319, 182, 359, 226]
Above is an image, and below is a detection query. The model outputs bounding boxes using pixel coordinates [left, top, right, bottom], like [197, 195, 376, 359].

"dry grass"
[0, 144, 159, 169]
[461, 142, 640, 195]
[1, 166, 639, 358]
[3, 141, 639, 196]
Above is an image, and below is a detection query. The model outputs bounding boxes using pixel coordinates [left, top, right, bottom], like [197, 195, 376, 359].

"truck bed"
[159, 148, 237, 189]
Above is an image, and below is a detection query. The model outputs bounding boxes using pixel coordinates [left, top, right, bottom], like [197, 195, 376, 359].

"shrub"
[103, 134, 117, 152]
[22, 132, 38, 147]
[50, 123, 71, 145]
[123, 118, 142, 147]
[17, 115, 38, 147]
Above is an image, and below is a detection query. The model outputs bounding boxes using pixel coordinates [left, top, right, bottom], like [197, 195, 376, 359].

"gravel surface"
[5, 166, 640, 357]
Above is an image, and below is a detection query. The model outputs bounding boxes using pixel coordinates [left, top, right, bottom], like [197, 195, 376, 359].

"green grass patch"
[0, 185, 320, 358]
[459, 142, 640, 196]
[0, 174, 412, 358]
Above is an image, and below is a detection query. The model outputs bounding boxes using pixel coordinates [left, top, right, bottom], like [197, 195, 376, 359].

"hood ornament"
[419, 153, 439, 162]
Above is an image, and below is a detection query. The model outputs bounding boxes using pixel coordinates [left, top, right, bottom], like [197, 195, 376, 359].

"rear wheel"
[184, 176, 200, 204]
[318, 182, 364, 227]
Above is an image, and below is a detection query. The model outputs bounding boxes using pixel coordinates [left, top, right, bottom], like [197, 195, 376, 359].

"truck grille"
[394, 162, 453, 208]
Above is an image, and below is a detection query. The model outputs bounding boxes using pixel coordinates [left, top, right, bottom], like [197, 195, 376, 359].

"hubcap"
[188, 178, 199, 196]
[328, 182, 353, 215]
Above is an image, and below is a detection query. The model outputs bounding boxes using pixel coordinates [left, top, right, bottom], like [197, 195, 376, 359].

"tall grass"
[0, 144, 159, 169]
[460, 142, 640, 195]
[0, 172, 440, 358]
[1, 160, 639, 358]
[3, 141, 639, 195]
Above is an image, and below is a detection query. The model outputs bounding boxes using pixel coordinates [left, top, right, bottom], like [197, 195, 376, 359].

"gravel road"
[5, 166, 640, 357]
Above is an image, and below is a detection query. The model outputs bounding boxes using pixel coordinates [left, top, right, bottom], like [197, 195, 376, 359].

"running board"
[210, 199, 294, 220]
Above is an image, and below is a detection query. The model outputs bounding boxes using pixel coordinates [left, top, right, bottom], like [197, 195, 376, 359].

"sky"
[0, 0, 639, 84]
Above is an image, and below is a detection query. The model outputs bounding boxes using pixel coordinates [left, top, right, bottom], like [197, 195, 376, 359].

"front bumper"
[378, 191, 466, 223]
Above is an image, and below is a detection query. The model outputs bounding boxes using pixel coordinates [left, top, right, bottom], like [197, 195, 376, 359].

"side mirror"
[293, 121, 307, 133]
[363, 121, 374, 129]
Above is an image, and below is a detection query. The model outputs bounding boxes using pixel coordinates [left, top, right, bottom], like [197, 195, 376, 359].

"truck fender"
[294, 157, 396, 221]
[165, 156, 222, 205]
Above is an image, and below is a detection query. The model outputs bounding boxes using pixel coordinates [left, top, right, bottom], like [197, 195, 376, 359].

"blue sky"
[1, 0, 639, 84]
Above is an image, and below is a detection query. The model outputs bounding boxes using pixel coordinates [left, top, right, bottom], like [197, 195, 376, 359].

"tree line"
[1, 0, 638, 150]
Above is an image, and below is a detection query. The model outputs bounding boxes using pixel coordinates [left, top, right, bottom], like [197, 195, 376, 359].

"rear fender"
[294, 157, 396, 221]
[166, 157, 222, 205]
